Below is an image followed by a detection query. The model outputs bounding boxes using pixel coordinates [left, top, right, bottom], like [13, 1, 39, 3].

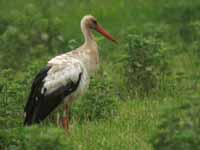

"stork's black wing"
[24, 66, 51, 125]
[24, 66, 82, 126]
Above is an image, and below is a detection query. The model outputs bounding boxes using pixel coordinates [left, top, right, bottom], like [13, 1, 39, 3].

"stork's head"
[81, 15, 117, 43]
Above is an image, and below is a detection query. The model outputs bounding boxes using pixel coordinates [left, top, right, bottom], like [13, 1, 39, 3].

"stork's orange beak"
[95, 24, 117, 43]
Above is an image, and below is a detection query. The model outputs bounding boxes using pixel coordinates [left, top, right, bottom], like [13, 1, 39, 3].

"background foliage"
[151, 98, 200, 150]
[0, 0, 200, 149]
[125, 34, 170, 97]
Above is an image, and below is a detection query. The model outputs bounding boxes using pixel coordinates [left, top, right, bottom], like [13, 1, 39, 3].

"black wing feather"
[24, 67, 82, 126]
[24, 66, 51, 125]
[24, 67, 51, 112]
[33, 78, 81, 123]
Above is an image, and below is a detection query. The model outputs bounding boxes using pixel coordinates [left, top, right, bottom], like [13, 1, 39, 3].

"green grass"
[1, 98, 187, 150]
[65, 98, 187, 150]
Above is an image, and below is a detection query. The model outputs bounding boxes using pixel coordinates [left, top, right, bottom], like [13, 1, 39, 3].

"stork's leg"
[56, 112, 60, 127]
[62, 104, 69, 131]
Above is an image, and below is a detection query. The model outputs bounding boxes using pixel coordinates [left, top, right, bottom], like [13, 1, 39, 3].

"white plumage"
[43, 56, 89, 101]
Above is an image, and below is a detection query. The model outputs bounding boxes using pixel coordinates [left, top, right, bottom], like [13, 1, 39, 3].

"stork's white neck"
[81, 19, 96, 46]
[79, 16, 99, 75]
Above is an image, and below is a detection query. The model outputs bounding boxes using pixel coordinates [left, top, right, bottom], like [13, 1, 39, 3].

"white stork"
[24, 15, 117, 130]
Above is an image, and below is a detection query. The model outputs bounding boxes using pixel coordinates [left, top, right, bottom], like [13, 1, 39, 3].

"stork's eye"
[92, 20, 97, 25]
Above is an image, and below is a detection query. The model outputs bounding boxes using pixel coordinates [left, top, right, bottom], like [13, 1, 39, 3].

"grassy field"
[1, 98, 187, 150]
[0, 0, 200, 149]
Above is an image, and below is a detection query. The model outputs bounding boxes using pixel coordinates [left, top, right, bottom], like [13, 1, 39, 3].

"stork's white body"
[43, 44, 99, 104]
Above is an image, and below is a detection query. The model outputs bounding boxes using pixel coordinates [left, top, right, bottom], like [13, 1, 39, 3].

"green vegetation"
[125, 34, 169, 97]
[72, 71, 118, 122]
[151, 98, 200, 150]
[0, 0, 200, 149]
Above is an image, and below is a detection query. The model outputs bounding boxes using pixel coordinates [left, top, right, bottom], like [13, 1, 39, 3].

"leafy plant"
[72, 70, 118, 122]
[0, 126, 73, 150]
[0, 3, 67, 70]
[151, 98, 200, 150]
[125, 34, 169, 97]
